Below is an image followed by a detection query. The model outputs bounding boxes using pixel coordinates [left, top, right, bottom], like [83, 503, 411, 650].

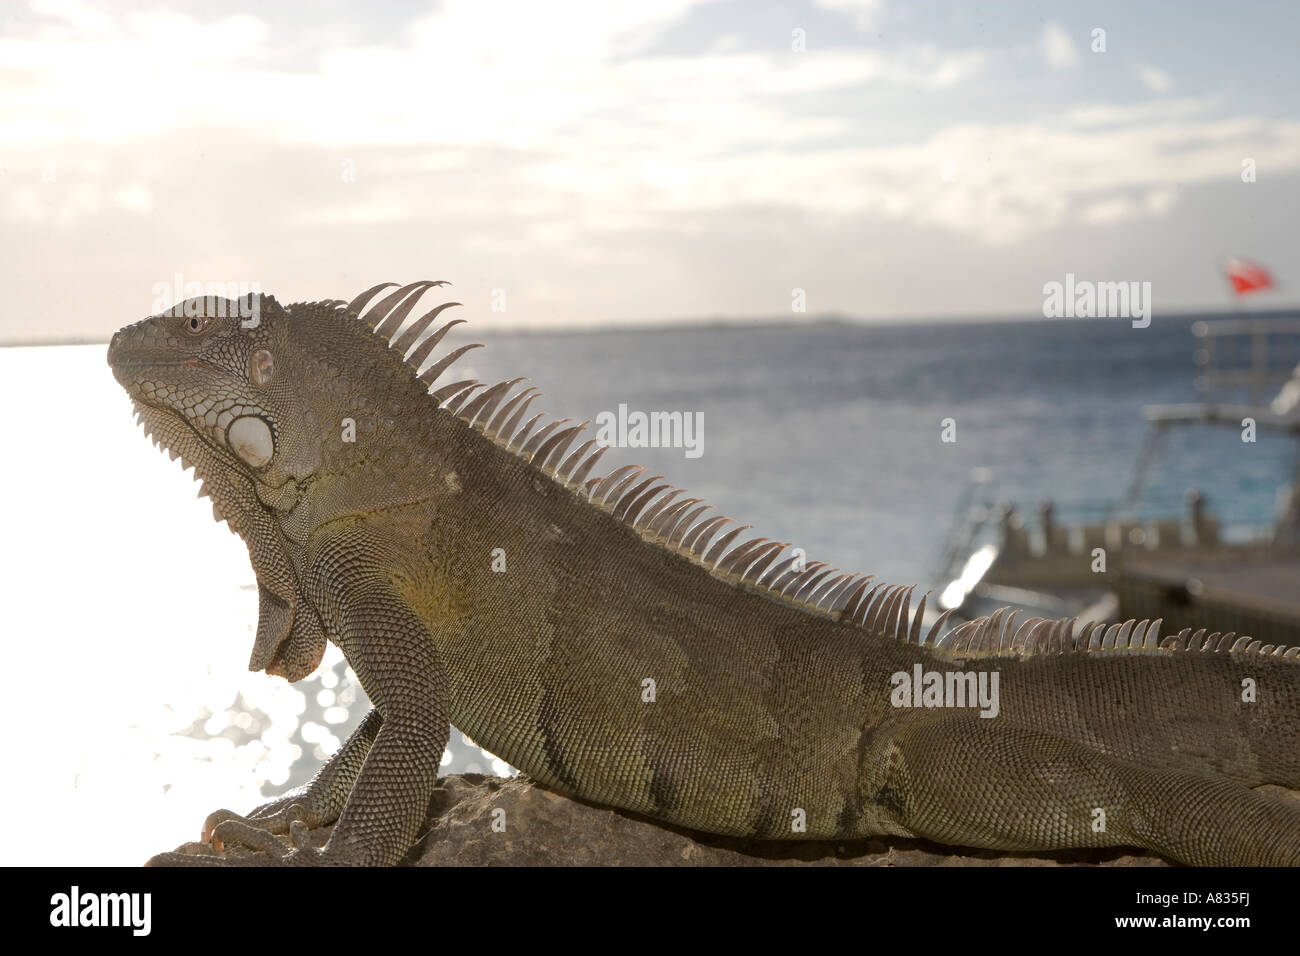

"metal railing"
[1192, 317, 1300, 406]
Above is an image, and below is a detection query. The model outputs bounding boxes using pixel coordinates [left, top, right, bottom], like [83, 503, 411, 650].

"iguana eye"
[250, 348, 275, 385]
[186, 315, 212, 335]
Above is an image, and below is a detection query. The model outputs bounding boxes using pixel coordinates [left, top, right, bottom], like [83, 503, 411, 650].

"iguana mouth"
[110, 357, 226, 376]
[107, 322, 229, 381]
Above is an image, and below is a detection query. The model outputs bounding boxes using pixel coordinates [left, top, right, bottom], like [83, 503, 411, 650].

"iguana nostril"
[107, 329, 126, 367]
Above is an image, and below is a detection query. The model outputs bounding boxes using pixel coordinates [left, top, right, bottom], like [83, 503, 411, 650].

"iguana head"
[106, 293, 324, 486]
[108, 293, 329, 680]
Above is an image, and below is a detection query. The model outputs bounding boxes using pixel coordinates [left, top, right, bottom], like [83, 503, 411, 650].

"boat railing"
[931, 314, 1300, 608]
[1192, 316, 1300, 407]
[931, 471, 1282, 598]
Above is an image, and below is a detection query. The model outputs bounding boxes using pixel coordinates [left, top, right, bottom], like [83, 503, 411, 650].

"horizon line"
[4, 303, 1299, 349]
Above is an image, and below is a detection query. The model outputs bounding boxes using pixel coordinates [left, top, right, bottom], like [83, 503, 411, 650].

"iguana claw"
[210, 818, 290, 857]
[147, 822, 321, 867]
[202, 801, 309, 842]
[140, 802, 325, 867]
[145, 846, 322, 867]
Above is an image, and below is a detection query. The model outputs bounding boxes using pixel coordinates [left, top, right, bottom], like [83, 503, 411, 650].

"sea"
[3, 311, 1296, 863]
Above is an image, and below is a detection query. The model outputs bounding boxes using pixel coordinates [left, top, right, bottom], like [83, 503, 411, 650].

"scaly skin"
[108, 284, 1300, 866]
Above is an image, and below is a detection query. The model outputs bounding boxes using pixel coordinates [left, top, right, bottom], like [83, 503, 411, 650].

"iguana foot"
[209, 818, 296, 856]
[148, 821, 321, 867]
[145, 846, 322, 867]
[202, 791, 318, 841]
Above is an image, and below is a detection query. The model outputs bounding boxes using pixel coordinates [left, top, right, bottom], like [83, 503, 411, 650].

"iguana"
[108, 281, 1300, 866]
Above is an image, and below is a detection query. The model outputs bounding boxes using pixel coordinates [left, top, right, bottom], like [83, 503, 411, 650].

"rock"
[396, 775, 1164, 866]
[157, 774, 1300, 865]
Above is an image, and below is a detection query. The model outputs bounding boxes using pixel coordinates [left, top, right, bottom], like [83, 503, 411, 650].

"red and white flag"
[1225, 258, 1275, 295]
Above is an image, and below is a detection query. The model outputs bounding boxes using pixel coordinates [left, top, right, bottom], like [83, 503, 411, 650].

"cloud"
[3, 1, 1294, 250]
[1137, 64, 1174, 93]
[1079, 188, 1178, 225]
[816, 0, 887, 32]
[114, 184, 155, 214]
[0, 1, 982, 153]
[5, 0, 1296, 248]
[1041, 21, 1080, 70]
[3, 0, 1299, 337]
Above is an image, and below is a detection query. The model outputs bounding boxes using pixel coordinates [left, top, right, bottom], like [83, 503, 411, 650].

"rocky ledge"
[157, 773, 1300, 866]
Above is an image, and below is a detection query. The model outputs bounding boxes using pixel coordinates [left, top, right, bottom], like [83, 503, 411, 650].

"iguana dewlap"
[107, 282, 1300, 866]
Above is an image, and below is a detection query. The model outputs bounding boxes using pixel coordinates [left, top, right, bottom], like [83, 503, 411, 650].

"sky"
[2, 0, 1298, 343]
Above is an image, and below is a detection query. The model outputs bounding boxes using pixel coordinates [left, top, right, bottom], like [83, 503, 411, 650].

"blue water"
[470, 313, 1298, 589]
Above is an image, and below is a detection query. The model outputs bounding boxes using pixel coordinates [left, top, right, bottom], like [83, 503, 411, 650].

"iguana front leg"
[200, 708, 383, 847]
[312, 532, 453, 865]
[152, 528, 452, 867]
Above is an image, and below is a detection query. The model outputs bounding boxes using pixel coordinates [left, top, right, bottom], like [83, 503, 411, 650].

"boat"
[932, 314, 1300, 645]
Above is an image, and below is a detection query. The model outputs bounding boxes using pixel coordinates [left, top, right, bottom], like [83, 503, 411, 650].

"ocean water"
[4, 312, 1296, 864]
[471, 313, 1299, 585]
